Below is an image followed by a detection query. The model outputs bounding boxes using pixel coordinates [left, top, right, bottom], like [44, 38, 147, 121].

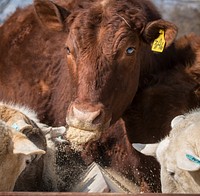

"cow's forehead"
[68, 0, 144, 32]
[67, 4, 142, 51]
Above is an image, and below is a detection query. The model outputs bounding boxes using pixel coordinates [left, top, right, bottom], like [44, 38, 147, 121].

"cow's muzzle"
[65, 101, 111, 151]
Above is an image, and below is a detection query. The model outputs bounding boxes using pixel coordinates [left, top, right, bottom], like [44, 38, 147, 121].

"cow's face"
[65, 6, 143, 130]
[34, 0, 177, 143]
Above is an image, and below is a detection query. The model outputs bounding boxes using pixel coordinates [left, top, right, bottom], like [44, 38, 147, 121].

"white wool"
[0, 101, 39, 123]
[157, 109, 200, 193]
[0, 101, 48, 129]
[0, 120, 10, 155]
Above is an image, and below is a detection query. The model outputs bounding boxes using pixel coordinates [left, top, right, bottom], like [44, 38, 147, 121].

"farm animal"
[134, 109, 200, 193]
[0, 0, 177, 142]
[0, 0, 178, 192]
[0, 121, 45, 191]
[0, 102, 66, 191]
[0, 103, 45, 191]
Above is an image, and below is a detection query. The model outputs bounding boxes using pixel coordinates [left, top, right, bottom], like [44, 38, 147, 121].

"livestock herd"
[0, 0, 200, 193]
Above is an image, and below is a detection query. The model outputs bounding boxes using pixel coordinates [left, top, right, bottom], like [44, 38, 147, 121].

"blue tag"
[186, 154, 200, 165]
[11, 123, 20, 131]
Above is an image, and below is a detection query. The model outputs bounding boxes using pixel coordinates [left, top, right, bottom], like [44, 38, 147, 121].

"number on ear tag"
[151, 29, 166, 53]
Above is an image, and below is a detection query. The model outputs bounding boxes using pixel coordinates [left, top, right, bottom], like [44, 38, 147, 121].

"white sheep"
[0, 102, 66, 191]
[133, 109, 200, 193]
[0, 119, 45, 191]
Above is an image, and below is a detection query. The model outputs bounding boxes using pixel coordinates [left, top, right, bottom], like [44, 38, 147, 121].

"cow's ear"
[34, 0, 70, 31]
[143, 19, 178, 48]
[12, 132, 45, 155]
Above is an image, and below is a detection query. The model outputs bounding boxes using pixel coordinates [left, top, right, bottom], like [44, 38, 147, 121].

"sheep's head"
[0, 120, 45, 191]
[133, 110, 200, 193]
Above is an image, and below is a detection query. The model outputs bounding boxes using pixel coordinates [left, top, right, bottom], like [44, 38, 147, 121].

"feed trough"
[71, 162, 140, 193]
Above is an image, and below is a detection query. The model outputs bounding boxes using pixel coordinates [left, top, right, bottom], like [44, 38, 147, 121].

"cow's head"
[34, 0, 177, 148]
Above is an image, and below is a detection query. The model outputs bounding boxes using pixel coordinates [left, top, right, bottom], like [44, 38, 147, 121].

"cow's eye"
[126, 47, 135, 55]
[65, 46, 71, 55]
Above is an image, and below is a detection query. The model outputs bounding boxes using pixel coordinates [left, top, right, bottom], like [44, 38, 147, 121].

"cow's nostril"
[72, 105, 102, 124]
[92, 111, 103, 125]
[66, 102, 111, 131]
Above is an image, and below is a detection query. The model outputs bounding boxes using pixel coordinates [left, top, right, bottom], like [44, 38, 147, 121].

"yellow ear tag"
[151, 29, 166, 53]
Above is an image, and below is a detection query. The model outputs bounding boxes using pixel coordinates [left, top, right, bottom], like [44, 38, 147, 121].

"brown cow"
[0, 0, 178, 192]
[0, 0, 177, 130]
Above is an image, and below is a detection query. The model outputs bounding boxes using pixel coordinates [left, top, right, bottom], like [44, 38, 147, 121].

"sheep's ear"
[133, 137, 170, 163]
[155, 137, 170, 162]
[132, 143, 158, 157]
[177, 151, 200, 171]
[12, 132, 45, 155]
[34, 0, 70, 31]
[143, 19, 178, 50]
[171, 115, 185, 128]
